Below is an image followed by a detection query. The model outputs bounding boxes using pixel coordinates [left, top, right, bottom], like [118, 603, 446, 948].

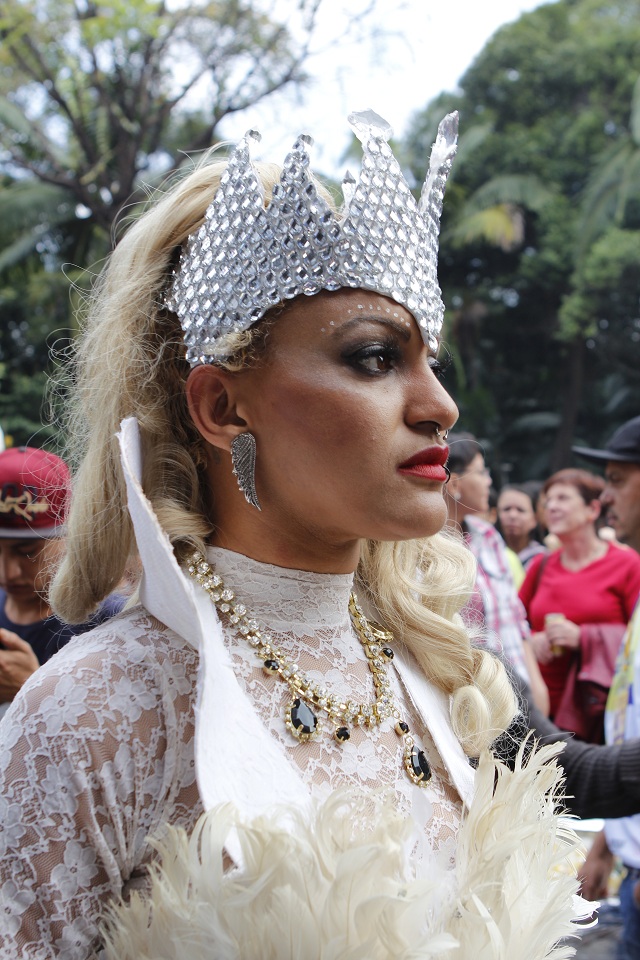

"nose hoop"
[435, 426, 449, 441]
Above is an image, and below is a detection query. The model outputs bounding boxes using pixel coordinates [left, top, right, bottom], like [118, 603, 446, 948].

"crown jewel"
[166, 110, 458, 364]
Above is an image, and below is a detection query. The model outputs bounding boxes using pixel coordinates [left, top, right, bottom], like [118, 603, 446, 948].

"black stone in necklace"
[187, 551, 432, 788]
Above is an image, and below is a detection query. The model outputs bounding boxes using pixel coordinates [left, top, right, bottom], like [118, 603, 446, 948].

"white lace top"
[0, 548, 462, 959]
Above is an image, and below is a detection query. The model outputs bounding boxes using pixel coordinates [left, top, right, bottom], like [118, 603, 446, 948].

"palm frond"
[448, 204, 525, 251]
[463, 174, 554, 215]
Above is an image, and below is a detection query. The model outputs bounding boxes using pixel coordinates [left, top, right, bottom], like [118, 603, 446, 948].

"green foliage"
[0, 0, 321, 444]
[0, 0, 314, 231]
[405, 0, 640, 478]
[574, 75, 640, 257]
[560, 227, 640, 337]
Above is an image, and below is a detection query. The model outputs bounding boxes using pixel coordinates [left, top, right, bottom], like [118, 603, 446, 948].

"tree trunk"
[549, 336, 585, 471]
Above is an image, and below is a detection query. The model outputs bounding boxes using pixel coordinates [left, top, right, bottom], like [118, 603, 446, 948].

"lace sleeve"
[0, 615, 200, 959]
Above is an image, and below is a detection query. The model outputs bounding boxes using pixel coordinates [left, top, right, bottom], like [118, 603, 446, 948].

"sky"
[218, 0, 550, 179]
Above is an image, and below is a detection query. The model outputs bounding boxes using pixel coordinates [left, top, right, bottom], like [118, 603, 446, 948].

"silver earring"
[231, 433, 261, 511]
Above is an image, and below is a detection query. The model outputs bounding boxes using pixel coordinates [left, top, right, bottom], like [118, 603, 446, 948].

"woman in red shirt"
[519, 468, 640, 742]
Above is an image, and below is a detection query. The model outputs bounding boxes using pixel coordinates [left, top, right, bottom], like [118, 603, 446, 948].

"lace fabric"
[0, 548, 462, 959]
[207, 548, 462, 844]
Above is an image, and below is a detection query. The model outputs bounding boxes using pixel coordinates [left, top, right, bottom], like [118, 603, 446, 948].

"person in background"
[520, 468, 640, 743]
[448, 436, 640, 832]
[483, 487, 498, 526]
[497, 482, 547, 571]
[484, 487, 526, 589]
[0, 446, 123, 715]
[445, 431, 549, 715]
[486, 426, 640, 827]
[571, 416, 640, 957]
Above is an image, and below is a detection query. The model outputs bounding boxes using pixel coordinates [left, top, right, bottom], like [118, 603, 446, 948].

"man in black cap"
[573, 415, 640, 554]
[572, 416, 640, 957]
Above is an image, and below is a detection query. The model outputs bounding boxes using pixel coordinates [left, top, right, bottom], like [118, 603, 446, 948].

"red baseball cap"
[0, 447, 71, 539]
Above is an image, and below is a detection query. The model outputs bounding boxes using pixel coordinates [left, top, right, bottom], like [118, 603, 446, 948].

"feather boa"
[102, 743, 593, 959]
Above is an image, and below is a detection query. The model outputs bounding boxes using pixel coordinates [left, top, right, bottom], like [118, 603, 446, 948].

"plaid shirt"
[462, 516, 530, 682]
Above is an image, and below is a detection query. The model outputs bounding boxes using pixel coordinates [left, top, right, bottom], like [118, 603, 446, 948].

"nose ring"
[435, 426, 449, 441]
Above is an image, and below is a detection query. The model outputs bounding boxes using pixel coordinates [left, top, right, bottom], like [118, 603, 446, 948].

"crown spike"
[347, 109, 393, 144]
[166, 111, 458, 363]
[419, 112, 459, 222]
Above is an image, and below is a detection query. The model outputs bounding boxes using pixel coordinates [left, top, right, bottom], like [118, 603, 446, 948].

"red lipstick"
[398, 445, 449, 482]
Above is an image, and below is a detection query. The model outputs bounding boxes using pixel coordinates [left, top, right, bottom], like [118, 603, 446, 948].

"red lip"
[398, 445, 449, 482]
[399, 445, 449, 469]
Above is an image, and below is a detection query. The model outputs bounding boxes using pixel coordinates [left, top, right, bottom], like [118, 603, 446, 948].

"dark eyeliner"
[343, 338, 402, 375]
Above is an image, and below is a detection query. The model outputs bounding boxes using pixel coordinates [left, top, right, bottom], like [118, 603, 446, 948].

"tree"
[0, 0, 322, 234]
[0, 0, 325, 443]
[404, 0, 640, 480]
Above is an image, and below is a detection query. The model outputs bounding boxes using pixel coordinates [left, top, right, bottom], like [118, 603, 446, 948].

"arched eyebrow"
[334, 314, 413, 342]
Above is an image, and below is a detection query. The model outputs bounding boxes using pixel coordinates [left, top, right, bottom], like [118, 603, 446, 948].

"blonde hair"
[50, 151, 517, 756]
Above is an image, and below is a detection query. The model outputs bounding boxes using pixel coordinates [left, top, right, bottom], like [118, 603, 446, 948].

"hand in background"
[530, 630, 554, 665]
[0, 629, 39, 702]
[579, 830, 614, 902]
[545, 617, 581, 651]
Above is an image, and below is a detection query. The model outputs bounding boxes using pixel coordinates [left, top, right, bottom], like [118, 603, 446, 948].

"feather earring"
[231, 433, 261, 510]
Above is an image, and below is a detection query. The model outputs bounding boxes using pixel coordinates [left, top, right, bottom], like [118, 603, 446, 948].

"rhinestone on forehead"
[166, 110, 458, 364]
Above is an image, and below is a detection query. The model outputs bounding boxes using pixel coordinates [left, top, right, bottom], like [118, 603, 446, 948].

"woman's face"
[451, 453, 492, 518]
[230, 290, 458, 555]
[544, 482, 597, 538]
[497, 489, 537, 540]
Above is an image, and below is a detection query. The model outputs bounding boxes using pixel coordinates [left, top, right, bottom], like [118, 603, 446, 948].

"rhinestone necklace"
[187, 551, 432, 788]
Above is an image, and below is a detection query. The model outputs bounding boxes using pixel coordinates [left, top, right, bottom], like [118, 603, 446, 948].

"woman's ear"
[185, 364, 246, 453]
[588, 497, 602, 523]
[447, 473, 462, 502]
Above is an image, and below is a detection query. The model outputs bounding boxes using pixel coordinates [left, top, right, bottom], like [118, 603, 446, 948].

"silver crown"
[166, 109, 458, 364]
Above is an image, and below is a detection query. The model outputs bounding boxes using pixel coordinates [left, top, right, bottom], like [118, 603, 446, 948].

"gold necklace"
[187, 551, 432, 788]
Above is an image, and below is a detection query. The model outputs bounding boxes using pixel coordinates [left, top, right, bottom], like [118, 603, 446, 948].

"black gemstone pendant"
[335, 726, 350, 743]
[381, 647, 394, 660]
[406, 746, 432, 785]
[263, 658, 279, 675]
[395, 720, 409, 735]
[288, 698, 318, 740]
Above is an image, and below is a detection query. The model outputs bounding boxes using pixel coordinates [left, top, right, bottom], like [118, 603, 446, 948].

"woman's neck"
[205, 545, 354, 634]
[3, 593, 51, 625]
[504, 532, 531, 554]
[559, 527, 608, 571]
[209, 514, 361, 576]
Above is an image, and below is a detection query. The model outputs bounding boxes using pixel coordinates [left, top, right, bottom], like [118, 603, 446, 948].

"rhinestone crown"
[166, 109, 458, 364]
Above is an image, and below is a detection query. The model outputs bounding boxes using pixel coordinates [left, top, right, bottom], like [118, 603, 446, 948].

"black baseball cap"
[572, 415, 640, 465]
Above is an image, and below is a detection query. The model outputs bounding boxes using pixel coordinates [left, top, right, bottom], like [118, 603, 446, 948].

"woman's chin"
[381, 501, 449, 542]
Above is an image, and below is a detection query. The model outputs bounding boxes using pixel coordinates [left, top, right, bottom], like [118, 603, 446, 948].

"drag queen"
[0, 112, 586, 958]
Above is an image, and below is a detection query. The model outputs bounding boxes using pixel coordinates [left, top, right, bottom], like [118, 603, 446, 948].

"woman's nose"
[407, 360, 458, 432]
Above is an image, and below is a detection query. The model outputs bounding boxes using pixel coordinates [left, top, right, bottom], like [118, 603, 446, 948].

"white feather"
[102, 743, 589, 960]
